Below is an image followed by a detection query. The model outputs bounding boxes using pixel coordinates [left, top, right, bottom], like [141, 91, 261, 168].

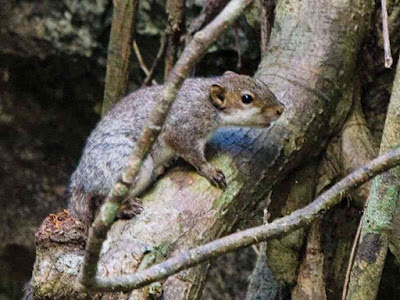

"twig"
[133, 40, 158, 85]
[143, 34, 167, 86]
[102, 0, 139, 115]
[251, 244, 260, 255]
[234, 25, 242, 70]
[133, 40, 150, 76]
[77, 0, 255, 293]
[81, 147, 400, 292]
[381, 0, 393, 68]
[188, 0, 228, 37]
[341, 199, 368, 300]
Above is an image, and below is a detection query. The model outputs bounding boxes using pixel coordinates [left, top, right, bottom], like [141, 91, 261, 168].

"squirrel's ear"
[210, 84, 226, 109]
[224, 71, 238, 77]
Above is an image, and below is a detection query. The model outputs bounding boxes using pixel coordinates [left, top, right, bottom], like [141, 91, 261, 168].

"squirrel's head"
[210, 71, 285, 127]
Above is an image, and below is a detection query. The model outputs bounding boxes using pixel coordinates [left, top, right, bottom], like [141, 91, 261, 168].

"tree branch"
[102, 0, 139, 115]
[261, 0, 275, 57]
[164, 0, 185, 78]
[77, 0, 254, 292]
[346, 55, 400, 299]
[143, 34, 167, 86]
[82, 147, 400, 292]
[381, 0, 393, 68]
[133, 40, 158, 85]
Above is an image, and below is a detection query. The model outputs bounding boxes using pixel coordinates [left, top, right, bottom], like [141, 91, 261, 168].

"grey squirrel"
[68, 71, 284, 228]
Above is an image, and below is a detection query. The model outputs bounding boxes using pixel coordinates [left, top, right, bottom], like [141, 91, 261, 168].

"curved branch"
[88, 148, 400, 292]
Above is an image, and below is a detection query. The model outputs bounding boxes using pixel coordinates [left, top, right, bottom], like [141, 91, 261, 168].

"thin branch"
[143, 34, 167, 86]
[83, 147, 400, 292]
[381, 0, 393, 68]
[77, 0, 254, 292]
[133, 40, 158, 85]
[102, 0, 139, 115]
[261, 0, 275, 57]
[188, 0, 228, 37]
[342, 199, 368, 300]
[164, 0, 185, 78]
[234, 25, 242, 70]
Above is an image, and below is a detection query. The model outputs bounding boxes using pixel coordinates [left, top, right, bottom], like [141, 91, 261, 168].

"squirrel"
[68, 71, 284, 228]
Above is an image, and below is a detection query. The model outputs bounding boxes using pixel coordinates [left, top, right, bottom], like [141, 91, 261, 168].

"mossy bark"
[346, 56, 400, 299]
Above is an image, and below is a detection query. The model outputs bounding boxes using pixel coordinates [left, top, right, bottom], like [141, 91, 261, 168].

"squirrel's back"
[67, 74, 284, 226]
[69, 77, 213, 197]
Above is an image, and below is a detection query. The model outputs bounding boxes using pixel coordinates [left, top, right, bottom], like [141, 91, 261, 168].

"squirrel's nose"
[276, 104, 284, 116]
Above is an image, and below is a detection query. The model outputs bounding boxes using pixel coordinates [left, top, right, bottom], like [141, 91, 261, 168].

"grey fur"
[68, 73, 284, 227]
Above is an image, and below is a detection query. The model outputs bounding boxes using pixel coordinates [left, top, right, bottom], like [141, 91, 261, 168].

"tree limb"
[102, 0, 139, 115]
[346, 55, 400, 299]
[164, 0, 185, 78]
[143, 34, 167, 86]
[261, 0, 275, 56]
[133, 40, 158, 85]
[81, 147, 400, 292]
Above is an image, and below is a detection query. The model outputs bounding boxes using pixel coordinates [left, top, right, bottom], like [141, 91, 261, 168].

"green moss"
[212, 181, 242, 210]
[99, 202, 119, 224]
[364, 175, 400, 233]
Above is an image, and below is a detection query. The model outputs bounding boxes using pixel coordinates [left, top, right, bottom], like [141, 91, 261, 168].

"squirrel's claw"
[117, 198, 143, 219]
[213, 168, 227, 190]
[200, 165, 227, 190]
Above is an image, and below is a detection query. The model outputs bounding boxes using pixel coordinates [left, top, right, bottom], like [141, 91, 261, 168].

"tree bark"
[346, 55, 400, 300]
[102, 0, 139, 114]
[30, 0, 374, 299]
[267, 162, 317, 285]
[164, 0, 185, 78]
[292, 219, 327, 300]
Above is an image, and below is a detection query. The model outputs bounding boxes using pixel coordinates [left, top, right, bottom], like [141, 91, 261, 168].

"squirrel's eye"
[242, 94, 254, 104]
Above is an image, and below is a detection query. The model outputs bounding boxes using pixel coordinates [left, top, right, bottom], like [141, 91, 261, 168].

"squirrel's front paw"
[199, 164, 227, 190]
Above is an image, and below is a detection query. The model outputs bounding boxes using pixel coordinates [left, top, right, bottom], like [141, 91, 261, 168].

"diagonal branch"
[77, 0, 254, 292]
[84, 147, 400, 292]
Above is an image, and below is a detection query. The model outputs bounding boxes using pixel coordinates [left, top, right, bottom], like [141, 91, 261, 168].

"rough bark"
[260, 0, 275, 56]
[267, 162, 317, 285]
[246, 236, 279, 299]
[346, 56, 400, 299]
[30, 0, 374, 299]
[292, 219, 326, 300]
[102, 0, 139, 114]
[340, 83, 378, 206]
